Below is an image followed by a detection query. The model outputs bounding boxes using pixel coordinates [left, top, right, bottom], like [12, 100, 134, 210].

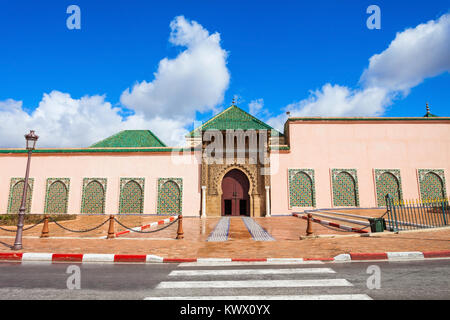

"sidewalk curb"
[0, 250, 449, 264]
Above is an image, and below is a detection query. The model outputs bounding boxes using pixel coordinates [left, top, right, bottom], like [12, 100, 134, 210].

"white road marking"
[156, 279, 352, 289]
[177, 261, 324, 267]
[169, 268, 336, 276]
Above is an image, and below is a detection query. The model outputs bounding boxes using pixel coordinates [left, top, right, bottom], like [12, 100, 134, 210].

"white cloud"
[360, 14, 450, 93]
[267, 85, 390, 130]
[0, 91, 144, 148]
[0, 16, 229, 148]
[248, 99, 264, 116]
[268, 13, 450, 131]
[0, 91, 193, 149]
[120, 15, 229, 121]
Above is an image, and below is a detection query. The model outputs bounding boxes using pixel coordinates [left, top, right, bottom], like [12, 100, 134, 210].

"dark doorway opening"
[239, 200, 247, 215]
[221, 169, 250, 216]
[224, 200, 232, 215]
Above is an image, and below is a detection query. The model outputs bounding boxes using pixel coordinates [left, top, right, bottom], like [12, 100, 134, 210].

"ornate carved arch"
[212, 164, 257, 196]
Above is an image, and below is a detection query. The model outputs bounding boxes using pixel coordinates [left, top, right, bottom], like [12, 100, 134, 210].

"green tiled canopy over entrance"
[188, 105, 282, 136]
[90, 130, 166, 148]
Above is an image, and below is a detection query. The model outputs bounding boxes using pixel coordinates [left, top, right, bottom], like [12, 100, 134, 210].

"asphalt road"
[0, 259, 448, 300]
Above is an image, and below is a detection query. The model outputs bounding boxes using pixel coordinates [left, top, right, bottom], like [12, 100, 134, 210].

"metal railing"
[385, 194, 449, 232]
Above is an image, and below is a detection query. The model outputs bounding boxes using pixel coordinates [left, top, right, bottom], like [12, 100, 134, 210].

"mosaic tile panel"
[375, 169, 402, 207]
[332, 169, 359, 207]
[157, 178, 182, 215]
[119, 178, 144, 214]
[288, 169, 316, 207]
[45, 178, 70, 214]
[418, 169, 447, 200]
[7, 178, 34, 213]
[81, 178, 107, 214]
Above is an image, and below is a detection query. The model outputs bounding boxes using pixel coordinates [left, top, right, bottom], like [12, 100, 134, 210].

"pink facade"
[270, 119, 450, 215]
[0, 152, 201, 216]
[0, 116, 449, 217]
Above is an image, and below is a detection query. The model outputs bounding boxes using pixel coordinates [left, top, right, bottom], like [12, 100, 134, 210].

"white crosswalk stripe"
[144, 264, 372, 300]
[169, 268, 335, 276]
[177, 260, 321, 267]
[156, 279, 352, 289]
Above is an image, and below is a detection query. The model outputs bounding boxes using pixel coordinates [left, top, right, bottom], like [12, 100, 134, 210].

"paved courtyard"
[0, 210, 449, 259]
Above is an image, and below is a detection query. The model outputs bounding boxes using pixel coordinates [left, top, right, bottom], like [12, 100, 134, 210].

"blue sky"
[0, 0, 449, 147]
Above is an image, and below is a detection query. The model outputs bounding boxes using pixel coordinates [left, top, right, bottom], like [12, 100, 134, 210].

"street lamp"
[12, 130, 39, 250]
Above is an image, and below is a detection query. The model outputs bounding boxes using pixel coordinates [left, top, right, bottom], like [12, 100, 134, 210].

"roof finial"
[426, 102, 430, 114]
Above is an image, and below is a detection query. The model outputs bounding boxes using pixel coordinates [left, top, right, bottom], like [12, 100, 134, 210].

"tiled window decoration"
[44, 178, 70, 214]
[418, 169, 447, 200]
[157, 178, 183, 215]
[288, 169, 316, 207]
[375, 169, 403, 207]
[332, 169, 359, 207]
[81, 178, 107, 214]
[119, 178, 145, 214]
[7, 178, 34, 213]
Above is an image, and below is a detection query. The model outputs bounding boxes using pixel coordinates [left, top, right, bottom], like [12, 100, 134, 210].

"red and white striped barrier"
[114, 216, 177, 237]
[0, 250, 448, 264]
[293, 213, 369, 234]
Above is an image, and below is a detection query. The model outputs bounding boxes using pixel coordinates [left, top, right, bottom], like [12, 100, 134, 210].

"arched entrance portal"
[221, 169, 250, 216]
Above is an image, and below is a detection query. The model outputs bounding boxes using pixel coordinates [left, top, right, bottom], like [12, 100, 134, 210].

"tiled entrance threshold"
[207, 217, 274, 242]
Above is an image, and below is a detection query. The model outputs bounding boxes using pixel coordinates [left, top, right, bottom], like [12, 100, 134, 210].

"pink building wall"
[1, 119, 449, 217]
[0, 152, 202, 216]
[270, 120, 450, 215]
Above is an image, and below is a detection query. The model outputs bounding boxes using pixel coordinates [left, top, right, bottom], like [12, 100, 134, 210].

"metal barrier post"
[385, 194, 392, 231]
[107, 215, 115, 239]
[391, 198, 400, 232]
[176, 215, 184, 239]
[442, 199, 447, 225]
[40, 215, 50, 238]
[306, 213, 313, 236]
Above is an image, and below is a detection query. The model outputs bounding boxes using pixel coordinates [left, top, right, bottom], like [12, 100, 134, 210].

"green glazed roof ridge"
[90, 130, 167, 148]
[89, 130, 124, 147]
[424, 113, 439, 117]
[145, 129, 167, 147]
[188, 105, 283, 136]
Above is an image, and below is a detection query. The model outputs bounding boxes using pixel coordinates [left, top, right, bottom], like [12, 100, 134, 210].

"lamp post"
[12, 130, 38, 250]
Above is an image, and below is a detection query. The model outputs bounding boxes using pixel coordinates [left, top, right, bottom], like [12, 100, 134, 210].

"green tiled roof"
[424, 111, 439, 117]
[90, 130, 166, 148]
[188, 105, 282, 136]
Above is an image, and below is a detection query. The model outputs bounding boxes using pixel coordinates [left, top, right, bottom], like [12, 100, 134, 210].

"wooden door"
[221, 169, 250, 216]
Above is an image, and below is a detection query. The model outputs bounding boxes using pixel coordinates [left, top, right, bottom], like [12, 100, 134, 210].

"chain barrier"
[48, 216, 110, 233]
[113, 216, 178, 234]
[0, 218, 45, 232]
[0, 225, 17, 232]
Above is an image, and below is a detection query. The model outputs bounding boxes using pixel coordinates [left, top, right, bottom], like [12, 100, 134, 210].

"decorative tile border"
[7, 178, 34, 213]
[157, 178, 183, 215]
[119, 178, 145, 214]
[331, 169, 359, 207]
[374, 169, 403, 207]
[81, 178, 107, 214]
[288, 169, 316, 208]
[418, 169, 447, 200]
[44, 178, 70, 214]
